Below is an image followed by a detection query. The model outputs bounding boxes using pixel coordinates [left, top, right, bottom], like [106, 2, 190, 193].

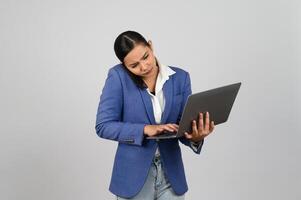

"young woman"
[95, 31, 215, 200]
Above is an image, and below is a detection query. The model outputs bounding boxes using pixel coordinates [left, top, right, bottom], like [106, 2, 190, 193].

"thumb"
[184, 132, 192, 139]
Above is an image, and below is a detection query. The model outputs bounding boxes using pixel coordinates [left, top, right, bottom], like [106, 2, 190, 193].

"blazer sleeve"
[178, 72, 204, 154]
[95, 68, 147, 146]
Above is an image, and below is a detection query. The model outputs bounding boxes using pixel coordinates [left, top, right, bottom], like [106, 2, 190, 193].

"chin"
[141, 72, 151, 77]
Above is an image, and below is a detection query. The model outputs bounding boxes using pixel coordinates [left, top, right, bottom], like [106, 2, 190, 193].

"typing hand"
[144, 124, 179, 137]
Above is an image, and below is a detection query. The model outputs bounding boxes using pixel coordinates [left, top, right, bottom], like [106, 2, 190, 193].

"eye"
[143, 55, 149, 60]
[131, 64, 138, 68]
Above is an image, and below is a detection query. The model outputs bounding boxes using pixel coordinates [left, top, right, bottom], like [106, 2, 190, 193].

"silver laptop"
[146, 82, 241, 139]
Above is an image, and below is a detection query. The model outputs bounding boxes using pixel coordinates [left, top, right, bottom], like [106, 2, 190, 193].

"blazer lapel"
[161, 78, 173, 124]
[139, 88, 156, 124]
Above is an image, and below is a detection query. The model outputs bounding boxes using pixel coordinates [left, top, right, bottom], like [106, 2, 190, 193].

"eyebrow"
[129, 51, 148, 66]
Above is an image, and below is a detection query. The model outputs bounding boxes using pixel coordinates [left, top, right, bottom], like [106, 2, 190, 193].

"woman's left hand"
[184, 112, 215, 143]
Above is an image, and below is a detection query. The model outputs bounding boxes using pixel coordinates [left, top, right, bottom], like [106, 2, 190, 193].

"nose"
[140, 62, 148, 72]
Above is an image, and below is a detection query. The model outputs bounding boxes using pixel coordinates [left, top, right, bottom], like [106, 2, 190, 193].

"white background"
[0, 0, 300, 199]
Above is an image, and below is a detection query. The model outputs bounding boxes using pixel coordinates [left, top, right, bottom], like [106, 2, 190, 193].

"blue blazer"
[95, 64, 204, 198]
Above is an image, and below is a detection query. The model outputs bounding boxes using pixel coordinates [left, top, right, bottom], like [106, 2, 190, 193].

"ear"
[147, 40, 154, 51]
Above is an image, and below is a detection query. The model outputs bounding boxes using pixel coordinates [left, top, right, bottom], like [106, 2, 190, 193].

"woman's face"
[123, 41, 157, 79]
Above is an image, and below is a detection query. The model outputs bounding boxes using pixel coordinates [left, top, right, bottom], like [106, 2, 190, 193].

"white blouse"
[146, 59, 200, 156]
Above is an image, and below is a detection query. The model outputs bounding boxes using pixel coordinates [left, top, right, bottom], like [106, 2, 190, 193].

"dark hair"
[114, 30, 151, 89]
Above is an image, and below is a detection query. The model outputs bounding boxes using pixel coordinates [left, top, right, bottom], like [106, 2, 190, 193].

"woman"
[95, 30, 215, 200]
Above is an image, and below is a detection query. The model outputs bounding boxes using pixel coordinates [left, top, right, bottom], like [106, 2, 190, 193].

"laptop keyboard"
[157, 131, 177, 137]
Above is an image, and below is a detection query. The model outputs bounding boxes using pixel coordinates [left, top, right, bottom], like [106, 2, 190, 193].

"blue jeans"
[116, 154, 185, 200]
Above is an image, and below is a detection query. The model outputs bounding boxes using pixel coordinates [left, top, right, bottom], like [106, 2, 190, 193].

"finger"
[172, 124, 179, 128]
[205, 111, 210, 131]
[209, 121, 215, 132]
[163, 125, 176, 132]
[169, 124, 179, 131]
[198, 113, 204, 132]
[184, 132, 192, 139]
[192, 120, 198, 135]
[158, 125, 168, 132]
[166, 124, 178, 132]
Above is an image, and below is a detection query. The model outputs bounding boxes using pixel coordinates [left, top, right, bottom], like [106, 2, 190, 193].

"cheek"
[127, 68, 139, 75]
[148, 56, 156, 65]
[133, 68, 142, 75]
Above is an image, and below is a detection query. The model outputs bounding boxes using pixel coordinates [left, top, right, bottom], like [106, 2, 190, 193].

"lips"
[142, 69, 152, 75]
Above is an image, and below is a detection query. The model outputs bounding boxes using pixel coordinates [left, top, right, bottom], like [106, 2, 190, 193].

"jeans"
[116, 154, 185, 200]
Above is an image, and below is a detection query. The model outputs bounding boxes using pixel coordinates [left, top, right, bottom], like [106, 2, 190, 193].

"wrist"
[191, 138, 204, 144]
[143, 125, 148, 136]
[143, 125, 152, 136]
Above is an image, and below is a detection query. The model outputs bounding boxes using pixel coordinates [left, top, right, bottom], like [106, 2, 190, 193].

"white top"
[145, 59, 200, 156]
[146, 61, 176, 124]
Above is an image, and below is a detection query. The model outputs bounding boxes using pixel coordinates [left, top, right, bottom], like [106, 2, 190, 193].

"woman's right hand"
[143, 124, 179, 137]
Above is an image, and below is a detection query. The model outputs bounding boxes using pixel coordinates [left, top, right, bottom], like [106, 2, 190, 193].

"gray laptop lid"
[177, 82, 241, 136]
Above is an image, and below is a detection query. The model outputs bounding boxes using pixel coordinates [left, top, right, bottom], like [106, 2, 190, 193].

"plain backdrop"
[0, 0, 300, 200]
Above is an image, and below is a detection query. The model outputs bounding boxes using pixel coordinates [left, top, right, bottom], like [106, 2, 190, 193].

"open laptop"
[146, 82, 242, 139]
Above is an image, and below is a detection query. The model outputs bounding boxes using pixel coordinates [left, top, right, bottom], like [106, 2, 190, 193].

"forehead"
[124, 44, 149, 63]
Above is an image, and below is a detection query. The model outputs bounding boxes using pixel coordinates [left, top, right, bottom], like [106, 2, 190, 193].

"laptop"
[146, 82, 242, 139]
